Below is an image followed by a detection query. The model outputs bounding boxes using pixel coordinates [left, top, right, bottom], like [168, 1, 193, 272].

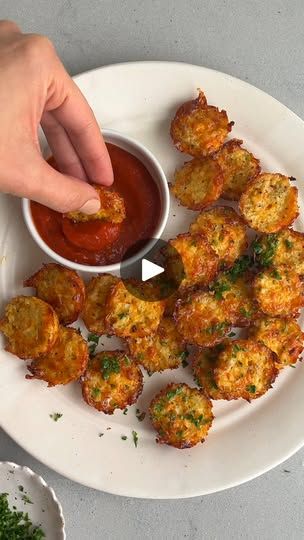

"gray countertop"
[0, 1, 303, 538]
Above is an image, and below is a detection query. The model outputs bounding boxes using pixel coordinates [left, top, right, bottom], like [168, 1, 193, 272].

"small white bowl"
[22, 129, 170, 273]
[0, 461, 65, 539]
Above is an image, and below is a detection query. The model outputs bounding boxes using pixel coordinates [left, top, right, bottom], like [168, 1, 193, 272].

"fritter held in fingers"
[24, 263, 85, 325]
[253, 229, 304, 274]
[170, 157, 224, 210]
[166, 233, 219, 289]
[249, 317, 304, 368]
[215, 139, 260, 200]
[105, 280, 164, 338]
[191, 344, 228, 400]
[189, 206, 247, 268]
[127, 317, 186, 374]
[253, 266, 304, 317]
[239, 173, 299, 233]
[149, 383, 214, 449]
[81, 351, 143, 414]
[170, 89, 234, 157]
[82, 274, 119, 335]
[0, 296, 59, 359]
[26, 326, 88, 386]
[174, 290, 231, 347]
[214, 339, 278, 401]
[66, 185, 126, 224]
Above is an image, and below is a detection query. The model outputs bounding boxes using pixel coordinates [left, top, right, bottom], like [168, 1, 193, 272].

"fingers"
[41, 111, 88, 182]
[21, 152, 101, 214]
[50, 75, 114, 187]
[0, 20, 21, 37]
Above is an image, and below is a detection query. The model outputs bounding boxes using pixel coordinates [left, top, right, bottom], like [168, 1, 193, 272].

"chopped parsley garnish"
[18, 486, 24, 493]
[253, 234, 278, 267]
[135, 409, 146, 422]
[210, 279, 231, 300]
[118, 312, 128, 319]
[21, 495, 33, 505]
[180, 350, 189, 367]
[284, 239, 293, 249]
[121, 435, 127, 441]
[246, 384, 256, 393]
[132, 430, 139, 447]
[232, 344, 246, 354]
[271, 269, 282, 280]
[226, 255, 251, 282]
[205, 321, 228, 336]
[0, 493, 45, 538]
[100, 356, 120, 380]
[124, 355, 131, 365]
[166, 387, 183, 400]
[49, 412, 62, 422]
[87, 333, 100, 355]
[228, 332, 236, 338]
[240, 307, 252, 319]
[91, 387, 101, 399]
[184, 413, 206, 428]
[153, 402, 164, 414]
[123, 408, 128, 415]
[290, 364, 296, 368]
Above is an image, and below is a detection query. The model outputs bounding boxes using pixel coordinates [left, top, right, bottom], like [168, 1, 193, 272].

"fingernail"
[78, 199, 100, 215]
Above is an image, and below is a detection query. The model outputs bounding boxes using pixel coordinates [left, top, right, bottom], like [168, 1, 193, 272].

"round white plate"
[1, 62, 304, 498]
[0, 462, 65, 538]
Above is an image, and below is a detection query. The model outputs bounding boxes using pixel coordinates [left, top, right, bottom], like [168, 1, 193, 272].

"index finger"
[50, 73, 113, 187]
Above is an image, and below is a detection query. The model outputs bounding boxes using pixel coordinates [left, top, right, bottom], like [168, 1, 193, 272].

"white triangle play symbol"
[141, 259, 164, 282]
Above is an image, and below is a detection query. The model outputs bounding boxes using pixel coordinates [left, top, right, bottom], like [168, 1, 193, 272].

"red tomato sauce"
[31, 143, 162, 266]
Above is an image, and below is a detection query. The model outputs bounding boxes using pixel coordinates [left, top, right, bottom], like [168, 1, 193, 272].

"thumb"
[23, 155, 101, 214]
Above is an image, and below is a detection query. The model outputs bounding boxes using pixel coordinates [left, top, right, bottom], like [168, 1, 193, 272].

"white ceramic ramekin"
[22, 129, 169, 273]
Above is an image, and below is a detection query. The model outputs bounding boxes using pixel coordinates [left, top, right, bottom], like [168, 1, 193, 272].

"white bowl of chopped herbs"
[0, 462, 65, 539]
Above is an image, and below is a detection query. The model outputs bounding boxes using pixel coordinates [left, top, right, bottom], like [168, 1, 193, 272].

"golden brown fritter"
[239, 173, 299, 233]
[26, 326, 88, 386]
[253, 266, 304, 317]
[82, 274, 119, 335]
[170, 89, 234, 157]
[127, 317, 185, 373]
[189, 206, 247, 268]
[174, 290, 231, 347]
[170, 157, 224, 210]
[24, 263, 85, 325]
[249, 317, 304, 368]
[105, 280, 165, 338]
[166, 233, 219, 289]
[253, 229, 304, 274]
[66, 185, 126, 223]
[81, 351, 143, 414]
[214, 139, 261, 200]
[191, 344, 228, 400]
[0, 296, 59, 359]
[149, 383, 214, 449]
[214, 339, 278, 401]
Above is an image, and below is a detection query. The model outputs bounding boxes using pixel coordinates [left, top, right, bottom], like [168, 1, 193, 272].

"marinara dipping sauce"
[31, 143, 162, 266]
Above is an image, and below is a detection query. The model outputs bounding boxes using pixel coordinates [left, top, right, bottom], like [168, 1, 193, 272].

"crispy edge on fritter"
[239, 173, 299, 233]
[26, 326, 88, 386]
[24, 263, 85, 325]
[174, 290, 231, 347]
[81, 350, 143, 414]
[253, 265, 304, 317]
[105, 280, 165, 338]
[191, 344, 228, 400]
[214, 339, 278, 401]
[167, 232, 219, 289]
[170, 157, 224, 210]
[127, 316, 186, 373]
[82, 274, 119, 335]
[214, 139, 261, 200]
[249, 317, 304, 368]
[170, 89, 234, 157]
[0, 295, 59, 359]
[189, 206, 248, 268]
[66, 185, 126, 223]
[149, 382, 214, 449]
[253, 230, 304, 275]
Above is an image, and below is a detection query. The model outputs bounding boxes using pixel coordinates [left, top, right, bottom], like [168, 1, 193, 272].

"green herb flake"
[205, 321, 228, 336]
[49, 412, 62, 422]
[123, 408, 128, 415]
[184, 413, 205, 428]
[124, 355, 131, 365]
[88, 333, 100, 356]
[290, 364, 296, 368]
[21, 494, 33, 505]
[210, 279, 231, 300]
[121, 435, 127, 441]
[180, 350, 189, 367]
[240, 307, 252, 319]
[118, 312, 127, 320]
[228, 332, 236, 338]
[226, 255, 251, 282]
[284, 239, 293, 249]
[166, 387, 183, 400]
[132, 430, 139, 448]
[18, 486, 24, 493]
[232, 344, 246, 354]
[246, 384, 256, 393]
[135, 409, 146, 422]
[101, 355, 120, 380]
[91, 387, 101, 399]
[253, 234, 278, 267]
[0, 492, 45, 538]
[271, 269, 282, 280]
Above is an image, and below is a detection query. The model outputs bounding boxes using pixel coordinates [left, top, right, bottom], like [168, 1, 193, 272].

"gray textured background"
[0, 1, 304, 539]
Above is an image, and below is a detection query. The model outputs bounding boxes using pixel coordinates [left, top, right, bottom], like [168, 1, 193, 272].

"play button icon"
[120, 237, 184, 301]
[142, 259, 164, 281]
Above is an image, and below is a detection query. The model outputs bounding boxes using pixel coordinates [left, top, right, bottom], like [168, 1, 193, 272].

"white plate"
[1, 62, 304, 498]
[0, 462, 65, 538]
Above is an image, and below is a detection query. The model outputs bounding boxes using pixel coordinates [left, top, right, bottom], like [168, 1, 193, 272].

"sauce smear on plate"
[31, 143, 162, 265]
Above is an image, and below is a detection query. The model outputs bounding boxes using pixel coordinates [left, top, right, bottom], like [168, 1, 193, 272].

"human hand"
[0, 20, 113, 214]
